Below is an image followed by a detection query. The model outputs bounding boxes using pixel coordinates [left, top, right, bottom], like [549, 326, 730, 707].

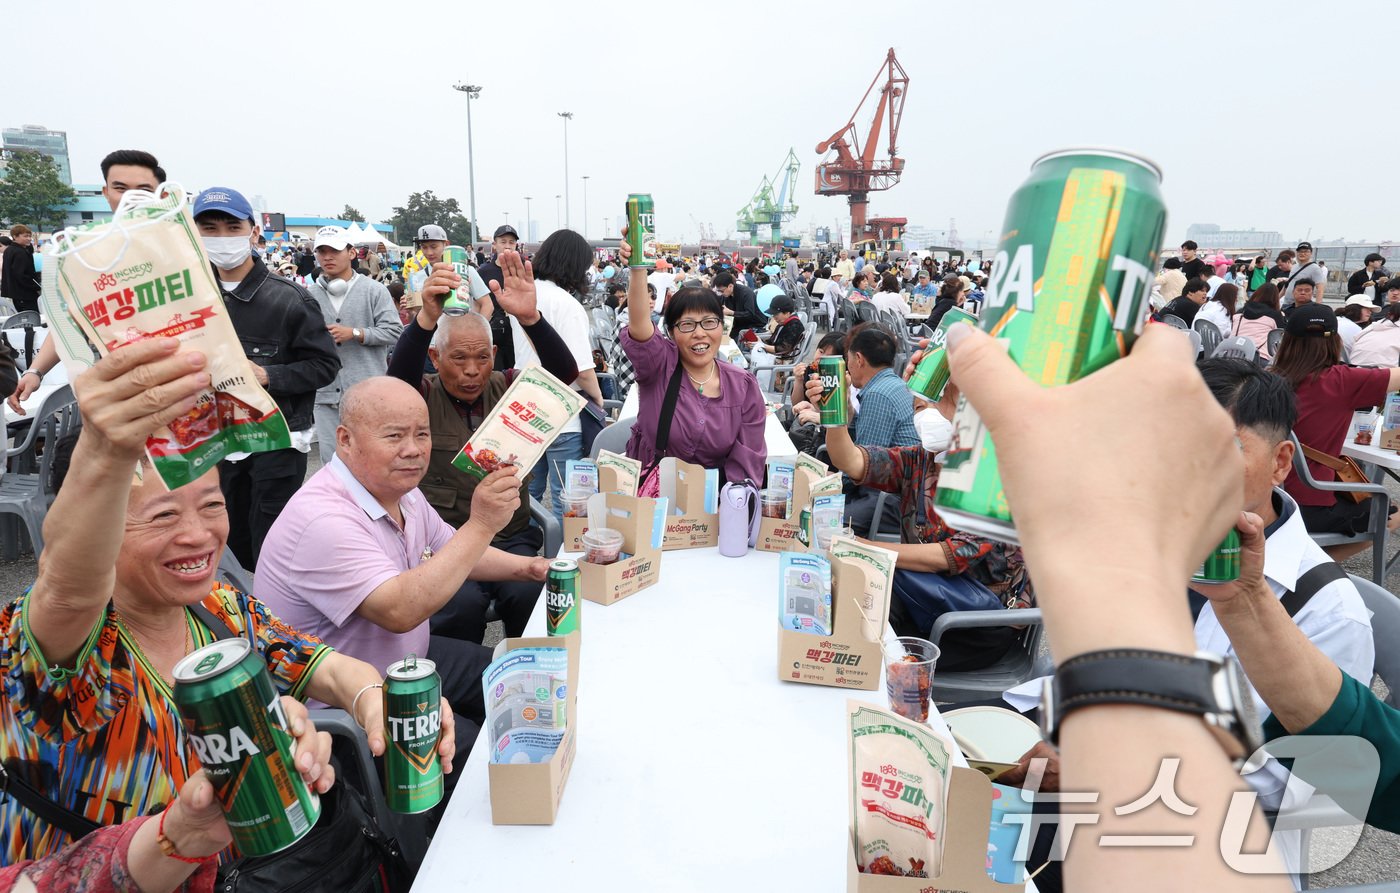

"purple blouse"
[621, 326, 768, 484]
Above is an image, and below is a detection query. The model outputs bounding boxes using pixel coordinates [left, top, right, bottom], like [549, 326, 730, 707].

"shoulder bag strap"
[1286, 261, 1316, 288]
[651, 359, 686, 464]
[188, 600, 253, 646]
[0, 761, 102, 839]
[1298, 442, 1347, 473]
[1281, 562, 1348, 618]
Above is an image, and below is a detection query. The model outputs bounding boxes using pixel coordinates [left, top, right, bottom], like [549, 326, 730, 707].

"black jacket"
[217, 259, 340, 431]
[726, 283, 767, 338]
[1159, 295, 1201, 324]
[1, 244, 39, 305]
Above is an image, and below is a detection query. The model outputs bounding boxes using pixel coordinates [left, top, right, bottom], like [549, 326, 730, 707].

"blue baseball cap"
[192, 187, 253, 220]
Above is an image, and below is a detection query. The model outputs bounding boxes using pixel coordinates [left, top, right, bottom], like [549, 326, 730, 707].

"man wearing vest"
[387, 248, 582, 642]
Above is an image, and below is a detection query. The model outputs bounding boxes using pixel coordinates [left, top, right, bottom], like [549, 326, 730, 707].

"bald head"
[336, 377, 432, 502]
[340, 377, 425, 433]
[430, 311, 492, 352]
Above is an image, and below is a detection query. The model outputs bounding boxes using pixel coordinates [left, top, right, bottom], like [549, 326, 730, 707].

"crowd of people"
[0, 146, 1396, 893]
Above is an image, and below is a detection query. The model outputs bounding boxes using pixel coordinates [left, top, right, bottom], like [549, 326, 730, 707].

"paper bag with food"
[455, 365, 585, 479]
[45, 184, 291, 489]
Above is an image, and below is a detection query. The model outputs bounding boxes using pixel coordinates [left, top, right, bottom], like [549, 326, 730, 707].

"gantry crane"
[736, 149, 801, 245]
[814, 48, 909, 248]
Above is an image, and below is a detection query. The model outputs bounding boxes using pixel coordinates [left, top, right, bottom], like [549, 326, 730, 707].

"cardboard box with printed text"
[758, 465, 843, 553]
[778, 538, 894, 690]
[576, 492, 666, 605]
[487, 632, 580, 825]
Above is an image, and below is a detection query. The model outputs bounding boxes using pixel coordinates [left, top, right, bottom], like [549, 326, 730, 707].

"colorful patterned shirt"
[861, 444, 1029, 600]
[0, 584, 330, 866]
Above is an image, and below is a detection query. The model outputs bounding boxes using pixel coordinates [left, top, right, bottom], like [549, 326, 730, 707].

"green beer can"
[383, 655, 444, 814]
[173, 639, 321, 856]
[441, 245, 474, 316]
[935, 148, 1167, 543]
[908, 306, 980, 401]
[626, 194, 657, 270]
[816, 356, 849, 426]
[546, 558, 581, 637]
[797, 506, 813, 547]
[1192, 527, 1242, 583]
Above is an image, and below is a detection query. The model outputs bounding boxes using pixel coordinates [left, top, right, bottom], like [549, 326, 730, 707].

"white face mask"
[203, 236, 253, 271]
[914, 407, 953, 455]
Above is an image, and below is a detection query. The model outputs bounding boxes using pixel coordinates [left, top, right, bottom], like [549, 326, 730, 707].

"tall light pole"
[524, 196, 532, 243]
[557, 111, 573, 230]
[555, 195, 561, 231]
[581, 175, 590, 240]
[451, 82, 482, 243]
[503, 211, 510, 232]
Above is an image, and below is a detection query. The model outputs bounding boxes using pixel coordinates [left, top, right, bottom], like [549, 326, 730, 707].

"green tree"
[339, 204, 364, 223]
[385, 190, 476, 246]
[0, 151, 76, 232]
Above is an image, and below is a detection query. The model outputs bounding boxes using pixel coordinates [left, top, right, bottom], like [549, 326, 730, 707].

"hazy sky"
[8, 0, 1394, 247]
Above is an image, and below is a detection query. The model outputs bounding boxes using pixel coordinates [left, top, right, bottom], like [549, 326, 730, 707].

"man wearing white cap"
[307, 226, 405, 462]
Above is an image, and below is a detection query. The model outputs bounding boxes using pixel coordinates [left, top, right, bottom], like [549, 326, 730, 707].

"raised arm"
[30, 338, 211, 667]
[806, 373, 867, 481]
[618, 238, 655, 342]
[487, 250, 581, 386]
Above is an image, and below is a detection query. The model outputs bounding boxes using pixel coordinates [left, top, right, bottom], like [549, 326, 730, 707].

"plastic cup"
[562, 488, 593, 518]
[883, 636, 940, 722]
[759, 488, 790, 519]
[581, 527, 624, 565]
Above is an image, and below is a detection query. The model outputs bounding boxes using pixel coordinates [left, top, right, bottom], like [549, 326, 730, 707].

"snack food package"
[564, 459, 599, 494]
[44, 184, 292, 489]
[596, 449, 641, 496]
[454, 365, 585, 479]
[767, 459, 795, 516]
[849, 703, 953, 878]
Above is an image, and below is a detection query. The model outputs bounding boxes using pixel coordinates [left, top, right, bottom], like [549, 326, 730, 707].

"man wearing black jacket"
[713, 270, 766, 339]
[193, 186, 340, 568]
[1, 225, 41, 313]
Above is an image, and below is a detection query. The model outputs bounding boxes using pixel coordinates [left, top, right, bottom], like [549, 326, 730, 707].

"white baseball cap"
[314, 225, 352, 250]
[416, 224, 448, 242]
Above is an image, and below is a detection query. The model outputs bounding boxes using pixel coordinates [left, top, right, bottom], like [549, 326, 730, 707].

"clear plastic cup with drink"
[883, 636, 940, 722]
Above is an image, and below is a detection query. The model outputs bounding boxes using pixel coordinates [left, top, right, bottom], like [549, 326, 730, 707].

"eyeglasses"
[674, 317, 723, 333]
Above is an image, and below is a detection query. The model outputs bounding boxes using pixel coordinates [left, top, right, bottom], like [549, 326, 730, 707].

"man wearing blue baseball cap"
[193, 186, 341, 568]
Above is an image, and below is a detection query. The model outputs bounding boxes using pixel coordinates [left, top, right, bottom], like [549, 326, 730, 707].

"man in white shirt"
[510, 261, 601, 520]
[647, 258, 676, 314]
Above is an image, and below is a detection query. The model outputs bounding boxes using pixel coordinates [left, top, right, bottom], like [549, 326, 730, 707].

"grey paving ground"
[1, 455, 1392, 885]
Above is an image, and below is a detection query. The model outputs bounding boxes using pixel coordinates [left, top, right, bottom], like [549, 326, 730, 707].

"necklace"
[686, 362, 716, 394]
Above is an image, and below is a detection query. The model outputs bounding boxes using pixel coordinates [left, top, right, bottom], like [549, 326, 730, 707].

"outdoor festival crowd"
[0, 148, 1395, 893]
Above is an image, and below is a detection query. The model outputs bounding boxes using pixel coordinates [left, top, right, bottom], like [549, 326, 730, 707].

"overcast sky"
[8, 0, 1393, 247]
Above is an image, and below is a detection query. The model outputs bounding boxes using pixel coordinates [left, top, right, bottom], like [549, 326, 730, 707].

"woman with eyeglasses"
[618, 238, 768, 492]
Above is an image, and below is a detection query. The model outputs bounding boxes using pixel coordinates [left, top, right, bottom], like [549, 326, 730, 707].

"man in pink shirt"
[255, 376, 547, 768]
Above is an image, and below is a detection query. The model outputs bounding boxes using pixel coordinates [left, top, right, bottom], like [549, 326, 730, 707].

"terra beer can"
[626, 194, 657, 269]
[816, 356, 849, 426]
[1192, 527, 1242, 583]
[383, 655, 444, 814]
[173, 639, 320, 856]
[441, 245, 474, 315]
[546, 558, 582, 636]
[908, 306, 980, 401]
[934, 148, 1167, 543]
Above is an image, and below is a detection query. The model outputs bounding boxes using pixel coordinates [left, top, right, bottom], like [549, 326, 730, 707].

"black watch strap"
[1046, 649, 1220, 745]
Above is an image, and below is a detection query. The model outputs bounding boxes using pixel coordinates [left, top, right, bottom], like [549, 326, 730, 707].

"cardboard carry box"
[757, 466, 842, 553]
[845, 765, 1027, 892]
[577, 492, 666, 606]
[487, 632, 580, 825]
[660, 457, 719, 550]
[778, 547, 892, 691]
[564, 454, 643, 551]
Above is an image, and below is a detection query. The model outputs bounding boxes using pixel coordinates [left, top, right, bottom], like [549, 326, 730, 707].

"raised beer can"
[1192, 527, 1242, 583]
[173, 639, 321, 856]
[908, 306, 980, 401]
[935, 148, 1167, 543]
[441, 245, 474, 315]
[546, 558, 582, 637]
[626, 194, 657, 270]
[816, 356, 849, 427]
[383, 655, 444, 814]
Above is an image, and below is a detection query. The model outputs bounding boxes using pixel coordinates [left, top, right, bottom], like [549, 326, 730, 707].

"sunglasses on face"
[674, 317, 723, 333]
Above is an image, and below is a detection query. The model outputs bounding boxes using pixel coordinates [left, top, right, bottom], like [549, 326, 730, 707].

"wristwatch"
[1040, 649, 1261, 765]
[352, 327, 363, 342]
